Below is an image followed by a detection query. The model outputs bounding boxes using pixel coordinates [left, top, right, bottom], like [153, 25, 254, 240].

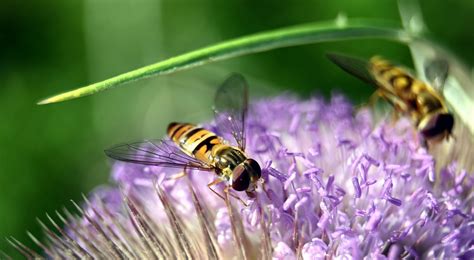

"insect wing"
[424, 57, 449, 91]
[213, 73, 248, 151]
[328, 52, 408, 97]
[105, 139, 213, 171]
[326, 52, 377, 85]
[327, 52, 409, 110]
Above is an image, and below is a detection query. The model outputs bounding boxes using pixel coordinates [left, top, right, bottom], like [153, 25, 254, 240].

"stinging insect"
[327, 52, 454, 144]
[105, 74, 262, 202]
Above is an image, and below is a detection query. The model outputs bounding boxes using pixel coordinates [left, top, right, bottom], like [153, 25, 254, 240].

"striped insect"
[105, 74, 261, 201]
[327, 53, 454, 144]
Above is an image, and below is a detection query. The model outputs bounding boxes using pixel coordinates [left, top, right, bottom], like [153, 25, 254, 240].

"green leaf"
[38, 18, 409, 105]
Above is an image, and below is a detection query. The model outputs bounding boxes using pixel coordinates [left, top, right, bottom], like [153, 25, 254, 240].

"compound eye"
[232, 164, 250, 191]
[421, 113, 454, 138]
[245, 159, 261, 180]
[437, 113, 454, 134]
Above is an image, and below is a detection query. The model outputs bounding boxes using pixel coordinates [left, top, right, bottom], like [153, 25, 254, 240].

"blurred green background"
[1, 0, 473, 256]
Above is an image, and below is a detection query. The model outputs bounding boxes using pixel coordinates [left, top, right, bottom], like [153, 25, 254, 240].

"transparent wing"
[326, 52, 377, 85]
[327, 52, 410, 110]
[105, 139, 213, 171]
[424, 57, 449, 91]
[213, 73, 248, 151]
[327, 52, 407, 97]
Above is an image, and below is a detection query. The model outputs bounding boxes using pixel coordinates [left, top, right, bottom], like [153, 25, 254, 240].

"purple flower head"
[12, 95, 473, 259]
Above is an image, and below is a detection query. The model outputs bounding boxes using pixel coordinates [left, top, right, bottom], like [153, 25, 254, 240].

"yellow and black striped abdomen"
[370, 57, 417, 96]
[167, 122, 222, 164]
[370, 57, 446, 120]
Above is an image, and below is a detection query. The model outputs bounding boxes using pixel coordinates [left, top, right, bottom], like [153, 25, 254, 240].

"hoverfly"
[105, 74, 262, 200]
[327, 53, 454, 144]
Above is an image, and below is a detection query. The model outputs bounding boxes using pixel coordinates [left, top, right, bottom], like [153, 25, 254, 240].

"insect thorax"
[414, 92, 444, 114]
[211, 145, 247, 179]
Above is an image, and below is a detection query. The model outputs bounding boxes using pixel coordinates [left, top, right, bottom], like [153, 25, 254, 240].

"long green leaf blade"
[38, 18, 409, 105]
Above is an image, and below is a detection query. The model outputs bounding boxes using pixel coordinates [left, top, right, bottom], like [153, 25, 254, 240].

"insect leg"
[207, 179, 226, 202]
[377, 90, 407, 125]
[447, 133, 456, 142]
[207, 179, 249, 206]
[168, 171, 187, 180]
[224, 186, 248, 207]
[390, 110, 400, 123]
[259, 178, 272, 199]
[368, 89, 383, 107]
[353, 89, 383, 113]
[245, 191, 256, 198]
